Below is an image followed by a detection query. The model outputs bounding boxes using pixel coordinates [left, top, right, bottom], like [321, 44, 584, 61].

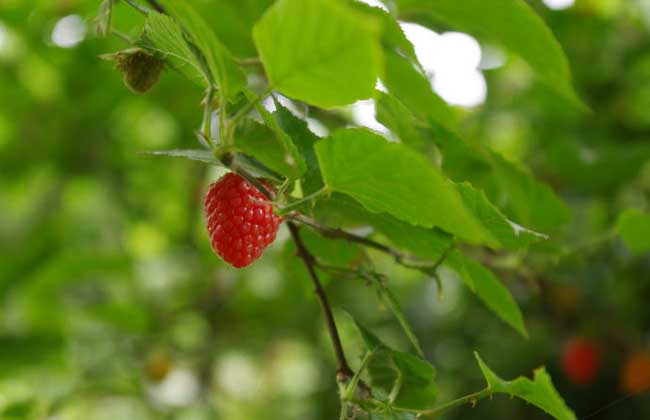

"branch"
[291, 214, 455, 271]
[287, 222, 354, 381]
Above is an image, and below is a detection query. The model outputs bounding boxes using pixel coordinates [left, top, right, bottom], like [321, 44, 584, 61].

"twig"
[290, 214, 410, 262]
[291, 214, 455, 272]
[397, 388, 491, 418]
[287, 222, 354, 381]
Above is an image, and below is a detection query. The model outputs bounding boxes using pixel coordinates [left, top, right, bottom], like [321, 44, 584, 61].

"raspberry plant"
[96, 0, 586, 418]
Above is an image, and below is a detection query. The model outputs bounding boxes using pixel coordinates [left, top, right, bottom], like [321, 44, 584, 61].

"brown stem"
[287, 222, 354, 381]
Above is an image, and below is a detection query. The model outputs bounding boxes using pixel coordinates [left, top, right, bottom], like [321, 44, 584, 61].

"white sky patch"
[543, 0, 575, 10]
[432, 69, 487, 107]
[51, 15, 86, 48]
[350, 99, 388, 133]
[400, 23, 487, 108]
[355, 0, 388, 11]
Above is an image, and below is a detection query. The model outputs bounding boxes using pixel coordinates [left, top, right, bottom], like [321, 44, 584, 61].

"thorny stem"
[287, 222, 354, 382]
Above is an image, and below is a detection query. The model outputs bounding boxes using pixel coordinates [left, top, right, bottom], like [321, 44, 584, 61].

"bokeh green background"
[1, 0, 650, 419]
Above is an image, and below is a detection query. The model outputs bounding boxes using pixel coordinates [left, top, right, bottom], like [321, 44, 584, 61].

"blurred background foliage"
[1, 0, 650, 419]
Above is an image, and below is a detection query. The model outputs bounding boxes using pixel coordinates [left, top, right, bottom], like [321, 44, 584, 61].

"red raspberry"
[204, 173, 282, 268]
[562, 338, 601, 385]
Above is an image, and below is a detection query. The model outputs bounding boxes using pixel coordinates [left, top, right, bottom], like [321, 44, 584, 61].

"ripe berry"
[620, 351, 650, 394]
[204, 173, 282, 268]
[562, 338, 601, 385]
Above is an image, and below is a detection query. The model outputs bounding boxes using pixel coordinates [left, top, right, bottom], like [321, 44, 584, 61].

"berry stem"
[287, 222, 355, 382]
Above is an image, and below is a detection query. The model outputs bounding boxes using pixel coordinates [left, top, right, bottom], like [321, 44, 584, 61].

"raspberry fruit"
[204, 173, 282, 268]
[620, 351, 650, 394]
[562, 338, 601, 385]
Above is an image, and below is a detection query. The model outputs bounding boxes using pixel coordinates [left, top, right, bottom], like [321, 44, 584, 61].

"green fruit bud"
[100, 48, 164, 94]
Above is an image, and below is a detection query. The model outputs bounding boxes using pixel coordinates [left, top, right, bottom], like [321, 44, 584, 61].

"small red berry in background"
[204, 173, 283, 268]
[620, 351, 650, 394]
[562, 338, 601, 385]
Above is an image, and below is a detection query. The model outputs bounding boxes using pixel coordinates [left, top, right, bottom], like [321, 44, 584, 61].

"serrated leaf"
[376, 93, 571, 232]
[234, 119, 303, 179]
[253, 0, 383, 107]
[272, 101, 324, 194]
[455, 182, 547, 249]
[447, 251, 527, 337]
[391, 0, 585, 110]
[487, 151, 572, 232]
[315, 128, 487, 244]
[616, 208, 650, 254]
[315, 128, 544, 249]
[158, 0, 246, 99]
[141, 12, 209, 86]
[475, 353, 577, 420]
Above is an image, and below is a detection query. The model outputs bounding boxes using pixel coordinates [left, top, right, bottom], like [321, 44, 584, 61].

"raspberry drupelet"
[204, 173, 283, 268]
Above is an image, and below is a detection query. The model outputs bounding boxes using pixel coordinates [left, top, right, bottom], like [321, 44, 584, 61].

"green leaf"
[158, 0, 246, 99]
[315, 128, 487, 244]
[191, 0, 273, 58]
[376, 282, 425, 358]
[142, 149, 219, 164]
[487, 151, 572, 232]
[351, 319, 437, 410]
[349, 1, 417, 62]
[391, 0, 585, 109]
[314, 195, 453, 262]
[375, 91, 430, 150]
[616, 208, 650, 254]
[141, 12, 209, 86]
[253, 0, 383, 107]
[447, 251, 527, 337]
[300, 229, 363, 266]
[475, 353, 577, 420]
[315, 129, 544, 249]
[245, 91, 306, 179]
[376, 96, 571, 232]
[142, 149, 283, 181]
[272, 100, 324, 194]
[382, 50, 456, 132]
[455, 182, 547, 250]
[234, 119, 304, 179]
